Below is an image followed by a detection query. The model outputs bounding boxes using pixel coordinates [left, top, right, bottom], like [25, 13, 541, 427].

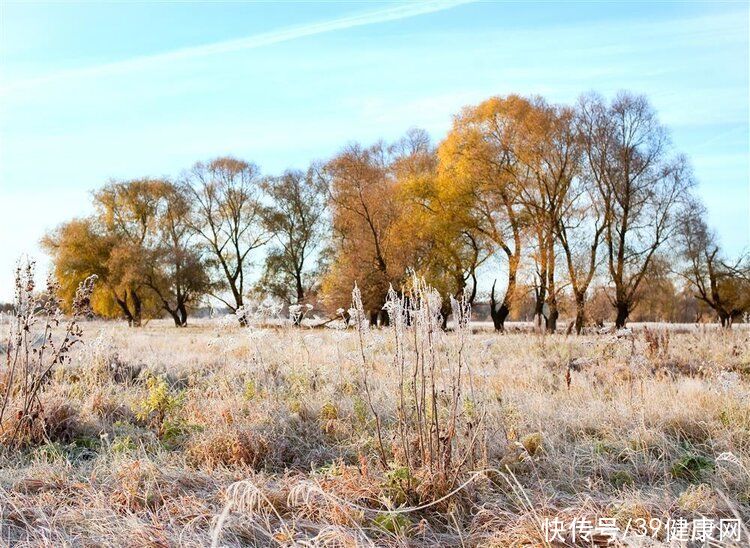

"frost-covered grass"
[1, 315, 749, 546]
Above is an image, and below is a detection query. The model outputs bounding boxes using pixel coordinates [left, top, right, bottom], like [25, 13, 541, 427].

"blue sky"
[0, 0, 748, 301]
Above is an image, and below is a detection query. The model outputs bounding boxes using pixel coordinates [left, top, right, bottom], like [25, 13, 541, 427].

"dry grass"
[0, 317, 749, 546]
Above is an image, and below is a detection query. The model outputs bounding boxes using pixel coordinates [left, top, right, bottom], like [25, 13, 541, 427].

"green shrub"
[670, 454, 714, 481]
[610, 470, 634, 488]
[136, 376, 184, 437]
[373, 512, 411, 535]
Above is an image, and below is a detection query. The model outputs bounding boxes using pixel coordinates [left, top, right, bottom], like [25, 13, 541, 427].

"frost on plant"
[0, 260, 96, 449]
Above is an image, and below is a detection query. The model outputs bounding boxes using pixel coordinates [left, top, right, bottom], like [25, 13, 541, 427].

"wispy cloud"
[1, 0, 472, 93]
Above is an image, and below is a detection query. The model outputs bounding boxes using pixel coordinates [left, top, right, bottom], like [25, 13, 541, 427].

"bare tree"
[552, 105, 611, 335]
[519, 101, 581, 332]
[678, 200, 750, 327]
[259, 166, 328, 305]
[556, 175, 606, 334]
[184, 157, 267, 322]
[143, 183, 211, 327]
[579, 91, 692, 327]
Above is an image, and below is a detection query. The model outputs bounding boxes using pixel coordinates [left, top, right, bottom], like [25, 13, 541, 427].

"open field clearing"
[1, 312, 749, 546]
[2, 0, 749, 545]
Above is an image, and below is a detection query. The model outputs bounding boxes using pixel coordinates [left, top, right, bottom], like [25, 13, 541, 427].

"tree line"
[43, 90, 750, 331]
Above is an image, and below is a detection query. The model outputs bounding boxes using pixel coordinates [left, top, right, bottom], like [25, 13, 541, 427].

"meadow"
[1, 283, 749, 547]
[3, 1, 749, 545]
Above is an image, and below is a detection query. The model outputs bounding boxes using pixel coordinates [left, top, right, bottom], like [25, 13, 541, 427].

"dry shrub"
[627, 427, 662, 455]
[659, 356, 705, 377]
[321, 418, 351, 441]
[677, 483, 718, 514]
[0, 262, 95, 450]
[319, 403, 352, 441]
[520, 432, 543, 456]
[74, 331, 142, 385]
[125, 524, 171, 548]
[107, 356, 143, 385]
[41, 398, 84, 444]
[643, 326, 670, 361]
[281, 476, 368, 528]
[186, 425, 269, 469]
[90, 390, 134, 423]
[1, 275, 749, 546]
[109, 459, 184, 511]
[469, 509, 547, 546]
[663, 414, 713, 446]
[612, 500, 654, 531]
[0, 397, 85, 447]
[357, 279, 482, 504]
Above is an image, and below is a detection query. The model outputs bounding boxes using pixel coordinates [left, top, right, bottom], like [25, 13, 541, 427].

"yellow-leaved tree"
[44, 178, 210, 326]
[320, 140, 407, 323]
[394, 130, 489, 316]
[436, 95, 534, 331]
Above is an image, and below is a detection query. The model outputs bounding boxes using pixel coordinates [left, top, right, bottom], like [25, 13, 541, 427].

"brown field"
[1, 316, 749, 547]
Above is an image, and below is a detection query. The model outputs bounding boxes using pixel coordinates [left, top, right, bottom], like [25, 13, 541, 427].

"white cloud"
[0, 0, 473, 94]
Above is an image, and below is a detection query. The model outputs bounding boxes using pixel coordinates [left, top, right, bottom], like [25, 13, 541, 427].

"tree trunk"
[168, 310, 182, 327]
[178, 303, 188, 327]
[490, 279, 510, 332]
[533, 284, 546, 331]
[130, 290, 143, 327]
[719, 312, 732, 329]
[378, 308, 390, 327]
[234, 292, 247, 326]
[546, 304, 559, 333]
[295, 273, 305, 303]
[292, 312, 303, 327]
[115, 296, 134, 326]
[614, 301, 629, 329]
[440, 301, 451, 331]
[403, 296, 412, 327]
[491, 303, 510, 332]
[534, 300, 545, 330]
[468, 270, 478, 305]
[574, 294, 586, 335]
